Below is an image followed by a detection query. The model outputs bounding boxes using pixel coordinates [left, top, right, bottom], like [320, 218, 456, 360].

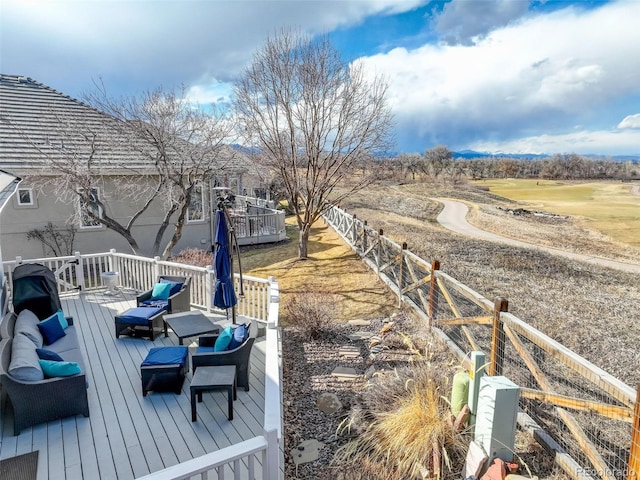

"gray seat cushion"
[9, 333, 45, 382]
[14, 309, 43, 348]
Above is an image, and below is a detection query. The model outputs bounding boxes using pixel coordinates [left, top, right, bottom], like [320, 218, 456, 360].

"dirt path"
[433, 198, 640, 274]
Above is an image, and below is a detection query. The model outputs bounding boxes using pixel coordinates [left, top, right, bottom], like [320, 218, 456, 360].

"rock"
[291, 439, 324, 465]
[364, 365, 376, 379]
[347, 319, 371, 326]
[347, 331, 374, 341]
[331, 366, 360, 381]
[317, 393, 343, 414]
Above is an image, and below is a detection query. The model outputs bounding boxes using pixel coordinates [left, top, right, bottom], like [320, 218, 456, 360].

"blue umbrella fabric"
[213, 210, 237, 310]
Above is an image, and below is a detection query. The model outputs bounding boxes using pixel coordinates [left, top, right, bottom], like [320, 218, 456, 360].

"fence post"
[628, 384, 640, 480]
[362, 220, 368, 254]
[428, 260, 440, 328]
[490, 297, 508, 376]
[351, 214, 357, 245]
[376, 229, 383, 274]
[74, 251, 85, 291]
[398, 242, 407, 307]
[264, 428, 280, 479]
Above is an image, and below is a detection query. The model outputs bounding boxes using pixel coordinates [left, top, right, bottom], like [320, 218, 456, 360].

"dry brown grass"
[333, 361, 468, 480]
[242, 216, 397, 325]
[340, 181, 640, 387]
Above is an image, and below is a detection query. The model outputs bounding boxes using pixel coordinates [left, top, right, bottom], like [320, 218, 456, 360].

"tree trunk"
[298, 225, 310, 259]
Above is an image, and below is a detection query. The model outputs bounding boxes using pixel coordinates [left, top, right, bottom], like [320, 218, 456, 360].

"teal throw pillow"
[39, 359, 81, 378]
[151, 282, 172, 300]
[37, 315, 66, 345]
[214, 326, 234, 352]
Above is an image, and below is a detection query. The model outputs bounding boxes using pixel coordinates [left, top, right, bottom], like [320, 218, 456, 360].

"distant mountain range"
[453, 150, 640, 162]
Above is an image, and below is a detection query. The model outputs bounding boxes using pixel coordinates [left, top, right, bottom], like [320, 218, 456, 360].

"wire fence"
[324, 205, 637, 480]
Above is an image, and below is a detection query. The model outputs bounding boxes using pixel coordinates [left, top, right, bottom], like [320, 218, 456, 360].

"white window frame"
[78, 187, 104, 229]
[16, 187, 34, 206]
[187, 184, 205, 223]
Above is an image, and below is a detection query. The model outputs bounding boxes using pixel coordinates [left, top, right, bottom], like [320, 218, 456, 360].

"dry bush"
[172, 248, 213, 267]
[284, 292, 339, 339]
[333, 361, 468, 480]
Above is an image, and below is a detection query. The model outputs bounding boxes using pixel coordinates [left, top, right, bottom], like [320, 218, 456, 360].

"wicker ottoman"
[115, 306, 165, 341]
[141, 346, 189, 396]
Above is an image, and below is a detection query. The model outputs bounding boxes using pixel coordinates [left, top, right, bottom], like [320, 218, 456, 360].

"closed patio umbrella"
[213, 209, 238, 321]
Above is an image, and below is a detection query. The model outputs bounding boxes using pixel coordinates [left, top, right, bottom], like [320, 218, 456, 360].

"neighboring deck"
[0, 290, 268, 480]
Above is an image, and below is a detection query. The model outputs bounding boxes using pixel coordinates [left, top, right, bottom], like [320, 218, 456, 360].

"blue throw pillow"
[151, 282, 172, 300]
[214, 326, 234, 352]
[37, 315, 66, 345]
[36, 348, 64, 362]
[39, 359, 81, 378]
[160, 278, 183, 296]
[43, 310, 68, 330]
[228, 323, 249, 350]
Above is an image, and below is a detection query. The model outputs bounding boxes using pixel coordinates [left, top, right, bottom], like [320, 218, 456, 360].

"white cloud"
[469, 128, 640, 156]
[618, 114, 640, 130]
[359, 0, 640, 152]
[0, 0, 427, 93]
[433, 0, 529, 46]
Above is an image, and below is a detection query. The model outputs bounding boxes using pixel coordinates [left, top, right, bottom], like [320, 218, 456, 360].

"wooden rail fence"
[325, 205, 638, 480]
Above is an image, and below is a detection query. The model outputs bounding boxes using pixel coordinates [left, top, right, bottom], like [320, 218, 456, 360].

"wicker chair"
[136, 275, 191, 314]
[191, 323, 256, 391]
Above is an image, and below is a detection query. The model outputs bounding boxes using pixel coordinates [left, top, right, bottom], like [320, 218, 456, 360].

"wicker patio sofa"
[0, 309, 90, 435]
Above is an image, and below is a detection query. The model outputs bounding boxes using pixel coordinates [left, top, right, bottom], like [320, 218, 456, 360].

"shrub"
[172, 248, 213, 267]
[284, 292, 338, 339]
[333, 362, 468, 480]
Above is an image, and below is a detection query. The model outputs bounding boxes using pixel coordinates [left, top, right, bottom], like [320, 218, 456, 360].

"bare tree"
[423, 145, 453, 179]
[13, 85, 235, 259]
[234, 29, 394, 259]
[87, 85, 236, 258]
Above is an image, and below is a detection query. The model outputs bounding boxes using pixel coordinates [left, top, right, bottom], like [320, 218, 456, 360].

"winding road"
[433, 198, 640, 274]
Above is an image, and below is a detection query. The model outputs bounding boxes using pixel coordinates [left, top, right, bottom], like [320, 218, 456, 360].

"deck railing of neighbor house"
[324, 205, 637, 480]
[2, 251, 283, 480]
[229, 195, 286, 244]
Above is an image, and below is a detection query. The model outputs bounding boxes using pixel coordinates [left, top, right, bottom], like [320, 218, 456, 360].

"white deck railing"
[2, 251, 283, 480]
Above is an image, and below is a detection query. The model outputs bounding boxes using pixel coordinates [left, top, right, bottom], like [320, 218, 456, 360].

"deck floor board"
[1, 290, 268, 480]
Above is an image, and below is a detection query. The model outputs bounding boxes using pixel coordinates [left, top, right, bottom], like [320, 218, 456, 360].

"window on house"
[17, 188, 34, 206]
[79, 188, 103, 228]
[187, 184, 204, 222]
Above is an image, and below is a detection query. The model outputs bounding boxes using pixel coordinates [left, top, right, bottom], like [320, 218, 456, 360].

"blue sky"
[2, 0, 639, 156]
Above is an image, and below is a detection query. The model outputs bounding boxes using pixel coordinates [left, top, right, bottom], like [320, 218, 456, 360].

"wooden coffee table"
[163, 310, 220, 345]
[190, 365, 237, 421]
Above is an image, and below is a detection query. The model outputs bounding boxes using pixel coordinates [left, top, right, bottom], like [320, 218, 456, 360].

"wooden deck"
[0, 290, 268, 480]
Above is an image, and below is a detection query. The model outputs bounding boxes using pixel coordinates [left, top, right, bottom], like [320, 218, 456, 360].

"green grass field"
[473, 179, 640, 247]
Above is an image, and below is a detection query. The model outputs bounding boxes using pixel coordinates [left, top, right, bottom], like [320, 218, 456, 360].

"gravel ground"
[282, 311, 563, 480]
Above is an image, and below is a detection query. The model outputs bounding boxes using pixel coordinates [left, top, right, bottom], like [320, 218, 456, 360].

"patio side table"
[190, 365, 236, 422]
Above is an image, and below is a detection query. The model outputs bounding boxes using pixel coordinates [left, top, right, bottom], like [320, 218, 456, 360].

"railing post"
[490, 297, 509, 376]
[628, 384, 640, 480]
[74, 251, 85, 291]
[153, 256, 161, 280]
[428, 260, 440, 328]
[267, 276, 280, 329]
[264, 428, 280, 480]
[206, 265, 215, 312]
